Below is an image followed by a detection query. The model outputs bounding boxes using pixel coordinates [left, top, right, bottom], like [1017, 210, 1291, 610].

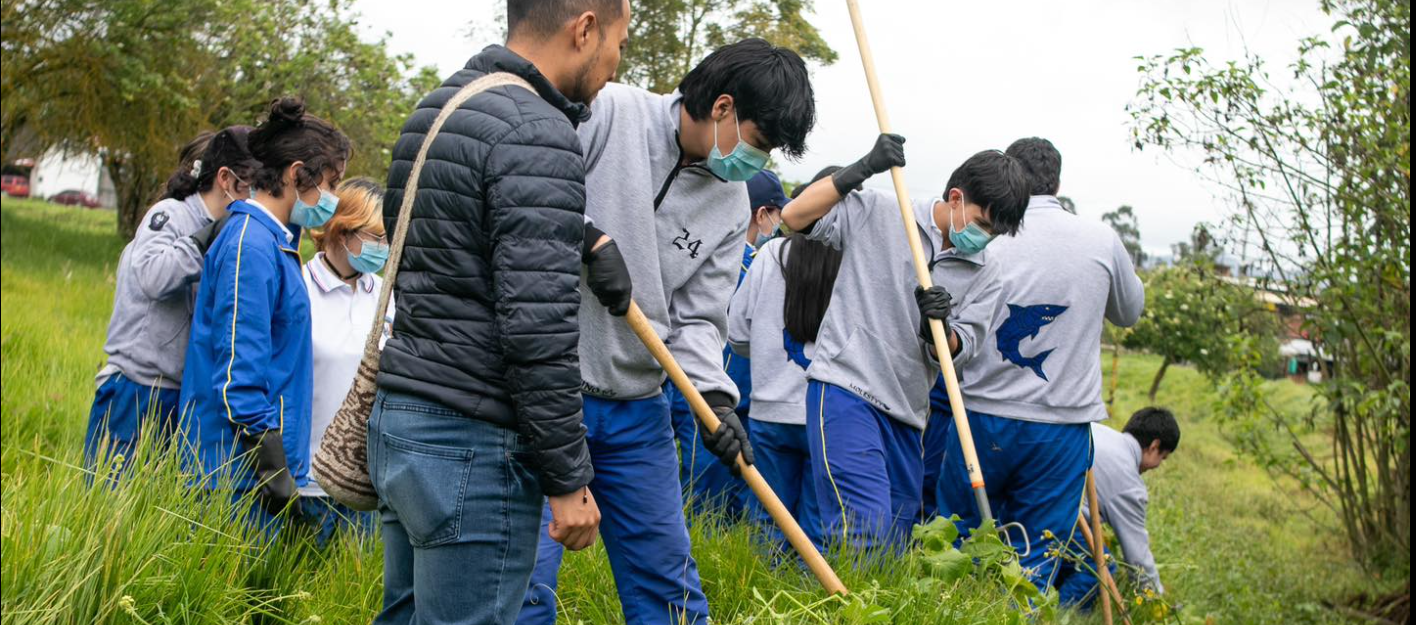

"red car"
[50, 189, 101, 208]
[0, 174, 29, 198]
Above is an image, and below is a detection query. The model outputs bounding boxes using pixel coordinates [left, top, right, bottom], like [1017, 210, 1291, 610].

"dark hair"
[678, 38, 816, 159]
[247, 97, 350, 198]
[1004, 137, 1062, 196]
[507, 0, 625, 38]
[780, 234, 843, 345]
[1124, 407, 1181, 453]
[780, 165, 844, 343]
[161, 131, 214, 200]
[164, 126, 259, 201]
[943, 150, 1030, 236]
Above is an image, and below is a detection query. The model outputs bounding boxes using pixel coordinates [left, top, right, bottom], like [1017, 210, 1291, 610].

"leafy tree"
[1057, 195, 1077, 214]
[1, 0, 437, 238]
[1130, 0, 1409, 568]
[1123, 260, 1276, 400]
[1101, 205, 1145, 267]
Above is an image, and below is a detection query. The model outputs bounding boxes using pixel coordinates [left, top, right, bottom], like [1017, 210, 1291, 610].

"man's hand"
[700, 392, 754, 476]
[832, 133, 906, 196]
[915, 285, 954, 342]
[584, 226, 633, 316]
[238, 428, 298, 517]
[548, 487, 601, 551]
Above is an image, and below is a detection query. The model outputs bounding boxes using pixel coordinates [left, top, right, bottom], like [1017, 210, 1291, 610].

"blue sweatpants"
[669, 384, 750, 521]
[746, 419, 824, 556]
[1055, 543, 1116, 610]
[84, 372, 181, 473]
[519, 393, 709, 625]
[921, 377, 952, 519]
[805, 380, 924, 555]
[934, 410, 1092, 591]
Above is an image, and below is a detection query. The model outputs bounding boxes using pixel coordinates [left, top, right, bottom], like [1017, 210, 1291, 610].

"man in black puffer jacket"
[369, 2, 631, 623]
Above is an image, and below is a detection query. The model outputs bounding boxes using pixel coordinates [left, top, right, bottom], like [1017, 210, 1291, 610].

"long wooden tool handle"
[1077, 510, 1131, 625]
[844, 0, 992, 522]
[1086, 470, 1115, 625]
[624, 302, 848, 595]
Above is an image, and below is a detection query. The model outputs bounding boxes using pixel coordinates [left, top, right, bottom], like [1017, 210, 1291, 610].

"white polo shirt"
[301, 252, 392, 497]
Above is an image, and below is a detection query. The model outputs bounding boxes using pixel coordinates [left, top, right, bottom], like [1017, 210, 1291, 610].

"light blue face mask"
[291, 188, 338, 228]
[707, 110, 770, 182]
[754, 213, 782, 248]
[948, 200, 995, 255]
[347, 236, 390, 274]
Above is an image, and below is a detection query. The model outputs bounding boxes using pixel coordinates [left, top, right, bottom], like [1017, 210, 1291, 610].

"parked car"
[1, 174, 29, 198]
[50, 189, 100, 208]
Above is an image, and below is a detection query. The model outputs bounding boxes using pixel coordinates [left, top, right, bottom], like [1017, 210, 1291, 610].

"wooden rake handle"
[624, 302, 848, 595]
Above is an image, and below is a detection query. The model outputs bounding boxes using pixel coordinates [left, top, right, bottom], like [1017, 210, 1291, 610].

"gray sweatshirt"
[957, 195, 1145, 424]
[576, 82, 748, 402]
[726, 237, 816, 425]
[804, 189, 1001, 430]
[1086, 423, 1163, 593]
[98, 194, 213, 388]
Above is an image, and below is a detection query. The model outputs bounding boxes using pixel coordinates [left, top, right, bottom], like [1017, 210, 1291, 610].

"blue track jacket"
[180, 200, 313, 491]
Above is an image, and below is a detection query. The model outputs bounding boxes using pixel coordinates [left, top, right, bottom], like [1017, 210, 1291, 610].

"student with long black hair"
[180, 97, 349, 528]
[86, 127, 258, 472]
[726, 166, 843, 555]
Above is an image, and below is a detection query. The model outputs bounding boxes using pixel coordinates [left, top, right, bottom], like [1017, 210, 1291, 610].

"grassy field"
[0, 197, 1386, 623]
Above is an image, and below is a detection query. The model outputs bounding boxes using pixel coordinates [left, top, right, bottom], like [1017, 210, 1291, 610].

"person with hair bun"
[180, 97, 350, 528]
[297, 177, 389, 545]
[85, 126, 258, 473]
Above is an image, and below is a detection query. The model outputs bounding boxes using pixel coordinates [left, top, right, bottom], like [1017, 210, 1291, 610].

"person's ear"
[572, 11, 598, 52]
[712, 94, 735, 122]
[947, 187, 964, 205]
[285, 161, 305, 190]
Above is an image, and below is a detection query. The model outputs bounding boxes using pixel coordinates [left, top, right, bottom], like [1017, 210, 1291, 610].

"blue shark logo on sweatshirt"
[996, 303, 1068, 381]
[782, 328, 811, 370]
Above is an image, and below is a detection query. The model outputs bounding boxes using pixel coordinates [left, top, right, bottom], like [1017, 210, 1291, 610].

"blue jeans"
[369, 390, 543, 625]
[805, 380, 924, 556]
[935, 410, 1092, 591]
[84, 372, 181, 473]
[746, 419, 824, 556]
[519, 393, 709, 625]
[668, 384, 750, 520]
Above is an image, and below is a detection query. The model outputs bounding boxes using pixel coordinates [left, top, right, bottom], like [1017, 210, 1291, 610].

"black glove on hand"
[583, 224, 633, 316]
[915, 285, 954, 342]
[188, 216, 229, 255]
[832, 133, 906, 196]
[239, 428, 297, 517]
[701, 392, 755, 476]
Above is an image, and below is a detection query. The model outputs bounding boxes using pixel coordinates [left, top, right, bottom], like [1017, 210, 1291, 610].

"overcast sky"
[353, 0, 1332, 257]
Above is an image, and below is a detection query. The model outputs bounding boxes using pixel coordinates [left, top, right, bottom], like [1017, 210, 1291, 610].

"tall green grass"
[0, 198, 1380, 623]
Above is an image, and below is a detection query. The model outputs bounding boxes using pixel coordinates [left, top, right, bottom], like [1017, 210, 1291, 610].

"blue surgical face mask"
[347, 235, 390, 274]
[707, 110, 770, 182]
[948, 200, 995, 255]
[291, 187, 338, 228]
[754, 213, 781, 248]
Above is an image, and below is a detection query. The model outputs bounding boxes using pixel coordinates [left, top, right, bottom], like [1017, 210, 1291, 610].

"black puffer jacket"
[377, 45, 592, 495]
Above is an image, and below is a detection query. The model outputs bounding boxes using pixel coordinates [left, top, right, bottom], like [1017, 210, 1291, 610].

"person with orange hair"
[299, 177, 391, 545]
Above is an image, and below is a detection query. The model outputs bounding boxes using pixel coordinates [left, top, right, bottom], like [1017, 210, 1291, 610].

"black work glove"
[238, 428, 298, 517]
[584, 224, 633, 316]
[188, 216, 228, 255]
[915, 285, 954, 342]
[700, 391, 755, 477]
[832, 133, 906, 196]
